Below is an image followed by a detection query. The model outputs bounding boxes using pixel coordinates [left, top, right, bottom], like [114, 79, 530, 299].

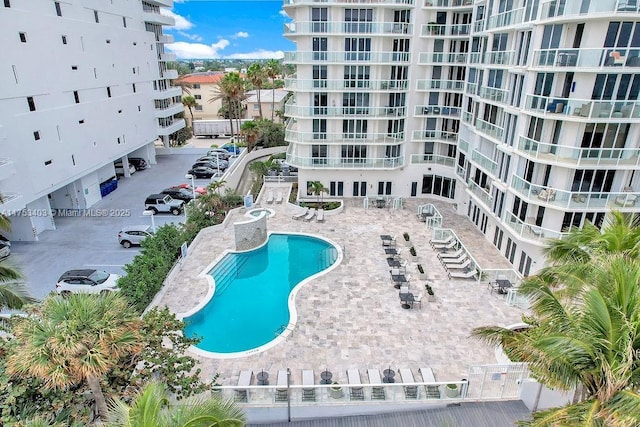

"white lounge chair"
[292, 208, 309, 220]
[367, 369, 385, 400]
[235, 370, 253, 402]
[413, 292, 424, 309]
[316, 208, 325, 222]
[429, 235, 454, 248]
[441, 254, 467, 266]
[302, 370, 316, 402]
[438, 248, 464, 259]
[347, 368, 364, 401]
[448, 268, 478, 280]
[275, 191, 283, 204]
[303, 208, 316, 222]
[399, 368, 418, 399]
[265, 191, 274, 204]
[275, 370, 288, 402]
[433, 239, 457, 250]
[419, 367, 440, 399]
[446, 258, 472, 270]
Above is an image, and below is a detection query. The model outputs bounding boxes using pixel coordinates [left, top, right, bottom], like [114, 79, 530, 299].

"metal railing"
[284, 51, 411, 64]
[284, 21, 413, 36]
[409, 154, 456, 167]
[470, 149, 498, 176]
[284, 78, 409, 91]
[532, 47, 640, 68]
[285, 105, 407, 118]
[420, 23, 470, 37]
[524, 94, 640, 120]
[410, 130, 458, 142]
[284, 129, 405, 144]
[285, 154, 404, 169]
[487, 7, 525, 29]
[416, 79, 465, 91]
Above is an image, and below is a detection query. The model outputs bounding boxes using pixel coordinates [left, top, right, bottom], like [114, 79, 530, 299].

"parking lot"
[9, 152, 221, 299]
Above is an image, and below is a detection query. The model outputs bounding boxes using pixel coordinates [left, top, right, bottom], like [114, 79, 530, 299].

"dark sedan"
[187, 166, 218, 179]
[160, 187, 195, 202]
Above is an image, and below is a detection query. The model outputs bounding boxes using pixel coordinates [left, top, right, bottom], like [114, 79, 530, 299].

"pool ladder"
[275, 324, 294, 338]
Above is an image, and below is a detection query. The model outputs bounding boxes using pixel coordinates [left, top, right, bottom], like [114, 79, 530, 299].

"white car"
[56, 269, 120, 295]
[118, 225, 153, 248]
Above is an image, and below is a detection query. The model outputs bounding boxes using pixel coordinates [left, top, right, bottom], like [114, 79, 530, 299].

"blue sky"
[163, 0, 295, 59]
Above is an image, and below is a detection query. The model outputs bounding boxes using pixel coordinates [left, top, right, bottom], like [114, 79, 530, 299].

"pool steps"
[211, 254, 250, 297]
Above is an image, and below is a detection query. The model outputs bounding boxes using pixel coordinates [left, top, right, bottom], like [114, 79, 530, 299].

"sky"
[163, 0, 295, 60]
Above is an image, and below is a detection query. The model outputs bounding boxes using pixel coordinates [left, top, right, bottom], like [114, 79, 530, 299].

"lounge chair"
[445, 258, 472, 270]
[419, 367, 441, 399]
[438, 248, 464, 259]
[302, 370, 316, 402]
[440, 254, 467, 266]
[265, 191, 274, 204]
[292, 207, 309, 220]
[433, 239, 457, 250]
[275, 370, 288, 402]
[399, 368, 418, 399]
[413, 292, 424, 309]
[382, 235, 397, 247]
[303, 208, 316, 222]
[347, 369, 364, 400]
[448, 268, 477, 280]
[275, 191, 283, 204]
[235, 370, 253, 402]
[429, 235, 453, 248]
[367, 369, 385, 400]
[316, 208, 325, 222]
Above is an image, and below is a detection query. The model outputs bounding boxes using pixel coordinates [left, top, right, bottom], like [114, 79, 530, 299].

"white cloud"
[227, 50, 285, 60]
[161, 9, 193, 31]
[279, 9, 291, 19]
[166, 40, 231, 59]
[178, 31, 203, 42]
[234, 31, 249, 38]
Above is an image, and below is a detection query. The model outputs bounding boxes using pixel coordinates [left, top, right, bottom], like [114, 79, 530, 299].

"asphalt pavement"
[8, 153, 215, 300]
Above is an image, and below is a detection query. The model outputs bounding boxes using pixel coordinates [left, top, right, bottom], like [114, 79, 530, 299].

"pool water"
[184, 233, 338, 354]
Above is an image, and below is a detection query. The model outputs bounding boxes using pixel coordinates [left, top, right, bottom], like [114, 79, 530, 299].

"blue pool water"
[184, 233, 338, 354]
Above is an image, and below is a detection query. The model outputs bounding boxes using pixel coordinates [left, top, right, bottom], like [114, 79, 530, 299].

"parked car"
[128, 157, 148, 171]
[196, 157, 229, 169]
[187, 166, 218, 179]
[56, 269, 120, 295]
[114, 161, 136, 176]
[144, 194, 184, 215]
[221, 145, 241, 155]
[206, 149, 230, 160]
[170, 184, 207, 196]
[118, 225, 153, 248]
[192, 161, 228, 171]
[0, 242, 10, 259]
[160, 187, 195, 202]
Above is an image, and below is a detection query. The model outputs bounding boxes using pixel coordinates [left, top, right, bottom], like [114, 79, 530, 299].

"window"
[341, 144, 367, 163]
[94, 10, 99, 23]
[195, 105, 203, 111]
[122, 16, 127, 27]
[19, 32, 26, 43]
[344, 8, 373, 33]
[313, 119, 327, 139]
[312, 37, 327, 60]
[118, 109, 122, 114]
[344, 37, 371, 61]
[45, 160, 53, 166]
[54, 2, 61, 16]
[33, 131, 40, 140]
[71, 155, 75, 166]
[312, 144, 327, 164]
[4, 0, 10, 7]
[73, 91, 80, 104]
[193, 84, 201, 89]
[194, 94, 202, 99]
[61, 35, 67, 44]
[107, 87, 111, 97]
[106, 39, 111, 44]
[313, 65, 328, 88]
[132, 83, 136, 93]
[71, 65, 78, 70]
[117, 137, 121, 144]
[78, 119, 84, 124]
[311, 7, 328, 32]
[27, 96, 36, 111]
[342, 119, 367, 138]
[132, 67, 136, 74]
[343, 65, 370, 88]
[421, 174, 457, 198]
[253, 103, 259, 110]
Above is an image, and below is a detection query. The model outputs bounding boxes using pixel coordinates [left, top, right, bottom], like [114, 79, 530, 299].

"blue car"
[221, 145, 241, 155]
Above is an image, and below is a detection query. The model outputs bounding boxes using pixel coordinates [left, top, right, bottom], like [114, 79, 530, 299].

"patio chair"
[448, 268, 477, 280]
[438, 248, 464, 259]
[399, 368, 418, 399]
[265, 191, 274, 204]
[382, 235, 397, 247]
[316, 208, 325, 222]
[445, 258, 472, 270]
[429, 235, 454, 248]
[443, 256, 469, 267]
[292, 207, 309, 220]
[275, 191, 283, 204]
[433, 239, 457, 251]
[367, 369, 385, 400]
[303, 208, 316, 222]
[399, 285, 409, 295]
[419, 367, 441, 399]
[347, 369, 364, 400]
[275, 370, 288, 402]
[302, 370, 316, 402]
[413, 292, 424, 309]
[235, 370, 253, 402]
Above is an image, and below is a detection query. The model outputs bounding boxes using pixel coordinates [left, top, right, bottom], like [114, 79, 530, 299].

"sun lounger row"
[265, 190, 284, 204]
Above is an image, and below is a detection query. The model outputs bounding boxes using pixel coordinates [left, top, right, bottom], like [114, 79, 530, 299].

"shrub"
[425, 284, 434, 295]
[417, 264, 425, 274]
[403, 232, 410, 241]
[409, 246, 417, 257]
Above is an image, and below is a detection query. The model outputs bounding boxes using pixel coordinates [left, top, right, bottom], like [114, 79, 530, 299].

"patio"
[156, 187, 526, 387]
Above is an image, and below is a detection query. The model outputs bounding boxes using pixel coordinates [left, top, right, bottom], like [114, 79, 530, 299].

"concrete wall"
[234, 214, 267, 251]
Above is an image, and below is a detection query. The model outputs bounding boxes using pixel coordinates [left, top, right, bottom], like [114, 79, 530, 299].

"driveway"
[8, 154, 215, 300]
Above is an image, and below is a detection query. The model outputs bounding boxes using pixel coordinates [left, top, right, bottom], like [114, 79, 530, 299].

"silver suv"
[144, 194, 184, 215]
[118, 225, 153, 248]
[56, 269, 120, 295]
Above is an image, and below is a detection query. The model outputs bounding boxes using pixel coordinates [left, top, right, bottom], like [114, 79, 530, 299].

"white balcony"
[160, 52, 177, 62]
[142, 11, 174, 26]
[410, 130, 458, 142]
[284, 51, 410, 64]
[284, 0, 414, 6]
[0, 192, 25, 213]
[470, 149, 499, 177]
[147, 0, 173, 7]
[157, 118, 185, 136]
[414, 105, 461, 117]
[524, 94, 640, 121]
[158, 34, 174, 43]
[532, 48, 640, 69]
[154, 86, 182, 99]
[467, 181, 493, 208]
[285, 104, 407, 118]
[0, 158, 16, 182]
[284, 78, 408, 91]
[423, 0, 473, 8]
[416, 79, 465, 92]
[540, 0, 638, 22]
[163, 69, 179, 80]
[420, 23, 470, 37]
[478, 86, 509, 104]
[487, 7, 525, 30]
[409, 154, 456, 167]
[475, 118, 504, 141]
[286, 154, 404, 169]
[154, 103, 184, 118]
[483, 51, 516, 66]
[418, 52, 468, 65]
[284, 21, 413, 37]
[285, 129, 405, 145]
[502, 211, 566, 244]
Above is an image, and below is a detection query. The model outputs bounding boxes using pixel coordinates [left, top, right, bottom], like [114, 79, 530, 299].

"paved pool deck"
[156, 186, 526, 387]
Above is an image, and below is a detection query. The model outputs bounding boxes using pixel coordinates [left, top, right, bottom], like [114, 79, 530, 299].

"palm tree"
[265, 59, 281, 122]
[208, 179, 227, 197]
[309, 181, 328, 208]
[240, 120, 261, 153]
[181, 95, 198, 127]
[172, 78, 193, 96]
[7, 293, 143, 421]
[210, 73, 246, 139]
[247, 63, 265, 119]
[106, 381, 245, 427]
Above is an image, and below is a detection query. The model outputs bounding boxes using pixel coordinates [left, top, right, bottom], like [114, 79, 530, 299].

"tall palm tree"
[7, 293, 143, 421]
[181, 95, 198, 127]
[172, 78, 192, 96]
[210, 73, 246, 139]
[265, 59, 281, 122]
[247, 63, 265, 119]
[240, 120, 261, 153]
[309, 181, 328, 208]
[106, 381, 245, 427]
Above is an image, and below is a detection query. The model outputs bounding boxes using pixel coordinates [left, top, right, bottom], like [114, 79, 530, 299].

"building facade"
[178, 72, 227, 124]
[283, 0, 640, 275]
[0, 0, 183, 241]
[246, 89, 289, 122]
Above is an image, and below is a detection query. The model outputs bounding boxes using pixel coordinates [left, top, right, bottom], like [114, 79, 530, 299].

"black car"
[188, 166, 218, 179]
[160, 187, 195, 202]
[128, 157, 148, 171]
[192, 161, 227, 171]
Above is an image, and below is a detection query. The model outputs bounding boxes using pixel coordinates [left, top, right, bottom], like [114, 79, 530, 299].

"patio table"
[384, 248, 398, 255]
[320, 370, 333, 385]
[380, 234, 392, 241]
[496, 279, 512, 294]
[400, 292, 415, 309]
[257, 370, 269, 386]
[387, 258, 401, 268]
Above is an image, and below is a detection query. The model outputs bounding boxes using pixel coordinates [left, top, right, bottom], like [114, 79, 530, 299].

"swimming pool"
[183, 233, 340, 356]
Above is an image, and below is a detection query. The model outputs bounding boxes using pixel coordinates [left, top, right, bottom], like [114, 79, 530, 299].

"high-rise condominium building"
[283, 0, 640, 275]
[0, 0, 183, 241]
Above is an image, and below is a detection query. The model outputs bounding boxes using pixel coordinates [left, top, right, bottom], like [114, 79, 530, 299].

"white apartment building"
[0, 0, 183, 241]
[283, 0, 640, 275]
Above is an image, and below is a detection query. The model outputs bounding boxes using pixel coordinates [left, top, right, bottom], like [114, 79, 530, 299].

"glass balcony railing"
[423, 0, 473, 7]
[473, 19, 485, 33]
[462, 110, 474, 124]
[409, 154, 456, 167]
[416, 79, 465, 91]
[455, 164, 466, 179]
[468, 52, 482, 64]
[285, 104, 407, 118]
[511, 174, 640, 210]
[284, 21, 413, 36]
[479, 86, 509, 103]
[502, 211, 566, 242]
[285, 0, 414, 5]
[418, 52, 468, 64]
[475, 118, 504, 140]
[487, 7, 525, 29]
[466, 82, 478, 96]
[540, 0, 636, 21]
[284, 51, 410, 64]
[468, 180, 492, 207]
[524, 94, 640, 120]
[471, 149, 498, 176]
[517, 135, 640, 168]
[532, 48, 640, 68]
[420, 23, 470, 37]
[483, 51, 516, 66]
[411, 130, 458, 142]
[284, 78, 409, 91]
[415, 105, 461, 117]
[458, 137, 469, 153]
[286, 154, 404, 169]
[285, 129, 405, 144]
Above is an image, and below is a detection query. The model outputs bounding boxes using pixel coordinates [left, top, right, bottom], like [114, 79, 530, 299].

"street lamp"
[185, 173, 197, 200]
[142, 210, 156, 232]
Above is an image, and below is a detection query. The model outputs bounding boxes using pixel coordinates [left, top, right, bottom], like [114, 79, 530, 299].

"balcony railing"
[284, 21, 413, 36]
[462, 110, 474, 124]
[517, 135, 640, 168]
[468, 180, 492, 207]
[483, 51, 516, 66]
[411, 129, 458, 142]
[286, 154, 404, 169]
[540, 0, 637, 21]
[479, 86, 509, 104]
[284, 0, 414, 5]
[423, 0, 473, 7]
[285, 104, 407, 118]
[416, 79, 465, 91]
[409, 154, 456, 167]
[511, 174, 640, 210]
[471, 149, 498, 176]
[466, 82, 478, 96]
[487, 7, 525, 29]
[285, 129, 405, 144]
[532, 48, 640, 69]
[415, 105, 461, 117]
[284, 51, 410, 64]
[524, 94, 640, 121]
[502, 211, 566, 242]
[458, 137, 469, 153]
[418, 52, 468, 65]
[456, 163, 466, 179]
[473, 19, 485, 33]
[475, 118, 504, 141]
[284, 78, 409, 91]
[420, 23, 470, 37]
